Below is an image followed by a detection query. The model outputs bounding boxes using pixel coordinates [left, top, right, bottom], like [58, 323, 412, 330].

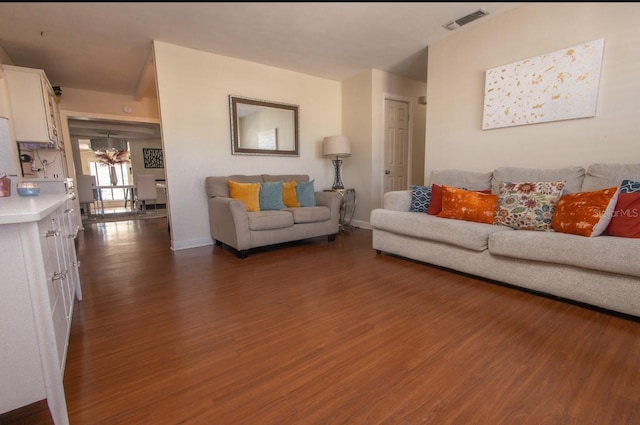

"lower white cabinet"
[0, 195, 82, 425]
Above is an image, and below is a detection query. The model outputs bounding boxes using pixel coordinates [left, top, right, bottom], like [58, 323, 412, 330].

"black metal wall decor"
[143, 148, 164, 168]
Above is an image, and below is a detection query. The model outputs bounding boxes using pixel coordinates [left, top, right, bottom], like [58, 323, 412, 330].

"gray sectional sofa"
[205, 174, 341, 258]
[370, 164, 640, 318]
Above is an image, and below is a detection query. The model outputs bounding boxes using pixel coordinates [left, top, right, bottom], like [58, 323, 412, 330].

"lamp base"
[332, 159, 345, 190]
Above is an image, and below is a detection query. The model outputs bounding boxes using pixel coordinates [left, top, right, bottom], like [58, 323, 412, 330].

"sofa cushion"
[410, 185, 432, 213]
[206, 175, 262, 197]
[430, 169, 492, 191]
[296, 180, 316, 207]
[437, 185, 498, 224]
[582, 163, 640, 192]
[491, 166, 585, 194]
[282, 181, 300, 207]
[263, 174, 309, 183]
[288, 206, 330, 224]
[489, 230, 640, 278]
[248, 210, 294, 231]
[228, 180, 261, 212]
[370, 209, 513, 252]
[494, 181, 565, 231]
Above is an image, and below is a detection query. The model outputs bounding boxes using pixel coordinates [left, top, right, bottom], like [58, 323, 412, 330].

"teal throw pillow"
[410, 185, 432, 213]
[296, 180, 316, 207]
[620, 179, 640, 193]
[259, 181, 285, 210]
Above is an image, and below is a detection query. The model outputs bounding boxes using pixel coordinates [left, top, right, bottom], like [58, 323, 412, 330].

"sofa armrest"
[315, 191, 342, 227]
[383, 190, 412, 211]
[208, 196, 251, 250]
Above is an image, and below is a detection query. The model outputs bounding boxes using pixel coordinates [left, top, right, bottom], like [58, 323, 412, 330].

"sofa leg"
[328, 234, 337, 242]
[237, 250, 249, 259]
[375, 249, 382, 255]
[214, 239, 223, 246]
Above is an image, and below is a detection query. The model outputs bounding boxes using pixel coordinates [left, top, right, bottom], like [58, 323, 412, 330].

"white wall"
[342, 69, 427, 226]
[425, 3, 640, 181]
[153, 41, 342, 250]
[58, 87, 159, 120]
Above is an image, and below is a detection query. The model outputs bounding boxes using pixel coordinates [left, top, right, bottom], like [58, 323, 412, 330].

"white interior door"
[384, 99, 410, 193]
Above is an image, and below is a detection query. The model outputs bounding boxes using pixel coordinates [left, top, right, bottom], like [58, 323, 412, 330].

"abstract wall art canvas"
[482, 38, 604, 130]
[143, 148, 164, 168]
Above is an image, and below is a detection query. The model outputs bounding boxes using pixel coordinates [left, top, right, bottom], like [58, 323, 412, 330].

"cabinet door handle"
[46, 229, 62, 237]
[52, 270, 67, 281]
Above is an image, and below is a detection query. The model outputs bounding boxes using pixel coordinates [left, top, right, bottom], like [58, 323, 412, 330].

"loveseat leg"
[214, 239, 222, 246]
[328, 234, 337, 242]
[375, 249, 382, 255]
[237, 250, 249, 259]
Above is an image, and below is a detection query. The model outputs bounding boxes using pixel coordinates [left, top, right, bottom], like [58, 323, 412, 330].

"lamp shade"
[323, 135, 351, 158]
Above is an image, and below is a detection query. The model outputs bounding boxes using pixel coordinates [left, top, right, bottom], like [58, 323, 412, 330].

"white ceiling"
[0, 2, 522, 136]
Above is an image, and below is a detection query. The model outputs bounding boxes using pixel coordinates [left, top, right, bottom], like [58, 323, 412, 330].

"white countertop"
[0, 193, 70, 225]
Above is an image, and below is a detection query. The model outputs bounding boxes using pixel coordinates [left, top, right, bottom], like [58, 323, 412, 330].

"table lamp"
[323, 135, 351, 190]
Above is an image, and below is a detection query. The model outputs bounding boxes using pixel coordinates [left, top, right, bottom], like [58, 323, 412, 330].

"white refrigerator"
[0, 116, 19, 178]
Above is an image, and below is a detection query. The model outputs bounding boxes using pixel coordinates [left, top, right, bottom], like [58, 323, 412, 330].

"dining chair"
[135, 174, 158, 214]
[77, 174, 102, 219]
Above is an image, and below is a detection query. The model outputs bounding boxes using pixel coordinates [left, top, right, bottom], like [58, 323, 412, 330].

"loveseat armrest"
[208, 196, 251, 250]
[315, 191, 342, 226]
[383, 190, 412, 211]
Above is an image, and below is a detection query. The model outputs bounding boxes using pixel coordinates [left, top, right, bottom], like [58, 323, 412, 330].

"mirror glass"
[230, 95, 299, 156]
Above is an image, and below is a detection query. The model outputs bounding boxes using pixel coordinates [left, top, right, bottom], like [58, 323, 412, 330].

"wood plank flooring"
[2, 218, 639, 424]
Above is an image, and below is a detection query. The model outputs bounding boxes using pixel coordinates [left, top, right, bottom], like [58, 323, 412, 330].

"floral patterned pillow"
[494, 181, 566, 231]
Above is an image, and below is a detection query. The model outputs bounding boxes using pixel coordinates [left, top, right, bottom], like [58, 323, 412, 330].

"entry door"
[384, 99, 410, 192]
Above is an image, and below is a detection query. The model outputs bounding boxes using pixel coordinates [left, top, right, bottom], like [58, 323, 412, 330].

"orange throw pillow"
[437, 185, 498, 224]
[551, 187, 619, 237]
[282, 181, 299, 207]
[228, 180, 261, 212]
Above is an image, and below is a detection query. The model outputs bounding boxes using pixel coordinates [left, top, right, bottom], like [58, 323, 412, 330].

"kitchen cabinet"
[0, 194, 82, 425]
[3, 65, 60, 146]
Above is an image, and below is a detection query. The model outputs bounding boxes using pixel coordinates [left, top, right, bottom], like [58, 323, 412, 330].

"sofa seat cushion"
[287, 206, 330, 224]
[248, 210, 294, 231]
[370, 209, 513, 252]
[489, 230, 640, 278]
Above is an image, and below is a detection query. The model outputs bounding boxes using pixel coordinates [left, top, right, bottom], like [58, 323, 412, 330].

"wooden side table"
[324, 188, 356, 230]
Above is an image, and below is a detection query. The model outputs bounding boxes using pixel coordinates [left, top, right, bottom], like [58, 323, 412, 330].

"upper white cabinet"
[3, 65, 59, 146]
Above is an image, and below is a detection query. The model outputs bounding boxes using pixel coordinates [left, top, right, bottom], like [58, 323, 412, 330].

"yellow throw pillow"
[228, 180, 261, 212]
[282, 181, 299, 207]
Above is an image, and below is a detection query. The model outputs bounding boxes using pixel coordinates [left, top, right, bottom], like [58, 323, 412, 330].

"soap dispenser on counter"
[0, 172, 11, 197]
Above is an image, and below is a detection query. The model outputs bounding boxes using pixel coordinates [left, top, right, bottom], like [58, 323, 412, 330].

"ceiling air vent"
[443, 8, 489, 30]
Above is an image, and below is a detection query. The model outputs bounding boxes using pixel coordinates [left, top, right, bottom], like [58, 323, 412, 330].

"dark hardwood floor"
[2, 218, 639, 424]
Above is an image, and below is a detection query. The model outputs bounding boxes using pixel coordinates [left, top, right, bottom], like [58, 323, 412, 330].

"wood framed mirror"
[229, 95, 299, 156]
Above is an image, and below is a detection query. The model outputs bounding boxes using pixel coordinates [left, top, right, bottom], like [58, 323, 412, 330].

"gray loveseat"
[205, 174, 341, 258]
[370, 164, 640, 318]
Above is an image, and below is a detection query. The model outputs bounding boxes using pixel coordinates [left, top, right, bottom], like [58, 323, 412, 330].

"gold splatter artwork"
[482, 38, 604, 130]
